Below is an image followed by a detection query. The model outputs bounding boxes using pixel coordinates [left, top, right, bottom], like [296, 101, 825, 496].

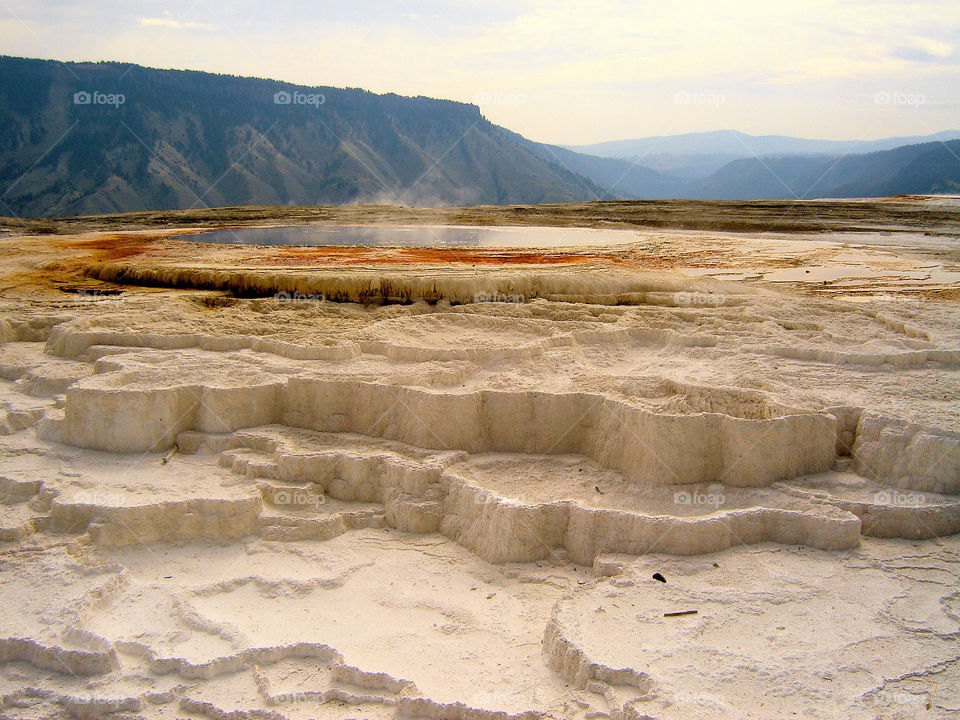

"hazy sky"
[2, 0, 959, 144]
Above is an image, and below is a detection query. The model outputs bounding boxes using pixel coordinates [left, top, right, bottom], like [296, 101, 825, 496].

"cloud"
[2, 0, 958, 142]
[137, 18, 217, 31]
[889, 37, 954, 63]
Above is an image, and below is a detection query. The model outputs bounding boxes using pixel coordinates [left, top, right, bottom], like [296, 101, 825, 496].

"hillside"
[689, 140, 960, 200]
[522, 140, 683, 199]
[0, 56, 601, 217]
[3, 56, 958, 213]
[563, 130, 960, 199]
[566, 129, 960, 159]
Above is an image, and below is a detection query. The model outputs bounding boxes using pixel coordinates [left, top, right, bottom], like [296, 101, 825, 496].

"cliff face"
[0, 56, 600, 217]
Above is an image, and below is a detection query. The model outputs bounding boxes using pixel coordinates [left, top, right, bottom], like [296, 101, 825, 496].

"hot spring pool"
[177, 224, 642, 248]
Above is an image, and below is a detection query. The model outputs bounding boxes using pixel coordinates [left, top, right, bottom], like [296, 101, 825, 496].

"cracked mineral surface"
[1, 199, 959, 719]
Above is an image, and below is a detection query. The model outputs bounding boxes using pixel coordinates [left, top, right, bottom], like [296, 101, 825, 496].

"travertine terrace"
[1, 198, 959, 719]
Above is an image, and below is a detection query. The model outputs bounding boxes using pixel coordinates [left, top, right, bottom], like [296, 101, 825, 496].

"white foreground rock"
[1, 225, 959, 719]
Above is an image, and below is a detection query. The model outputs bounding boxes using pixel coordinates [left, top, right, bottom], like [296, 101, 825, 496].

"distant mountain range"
[1, 56, 958, 217]
[566, 129, 960, 158]
[544, 137, 960, 200]
[560, 129, 960, 200]
[0, 56, 600, 217]
[687, 141, 960, 200]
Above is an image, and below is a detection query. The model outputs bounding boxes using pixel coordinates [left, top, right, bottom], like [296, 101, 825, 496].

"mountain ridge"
[2, 55, 959, 216]
[565, 129, 960, 159]
[0, 55, 603, 217]
[685, 140, 960, 200]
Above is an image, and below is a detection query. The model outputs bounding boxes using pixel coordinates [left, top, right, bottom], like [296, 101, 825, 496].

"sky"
[1, 0, 959, 145]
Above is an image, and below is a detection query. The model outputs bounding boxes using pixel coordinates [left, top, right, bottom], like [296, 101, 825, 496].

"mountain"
[564, 130, 960, 198]
[522, 140, 683, 199]
[2, 56, 957, 215]
[527, 137, 960, 201]
[566, 129, 960, 160]
[631, 153, 742, 182]
[688, 141, 960, 200]
[0, 56, 603, 218]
